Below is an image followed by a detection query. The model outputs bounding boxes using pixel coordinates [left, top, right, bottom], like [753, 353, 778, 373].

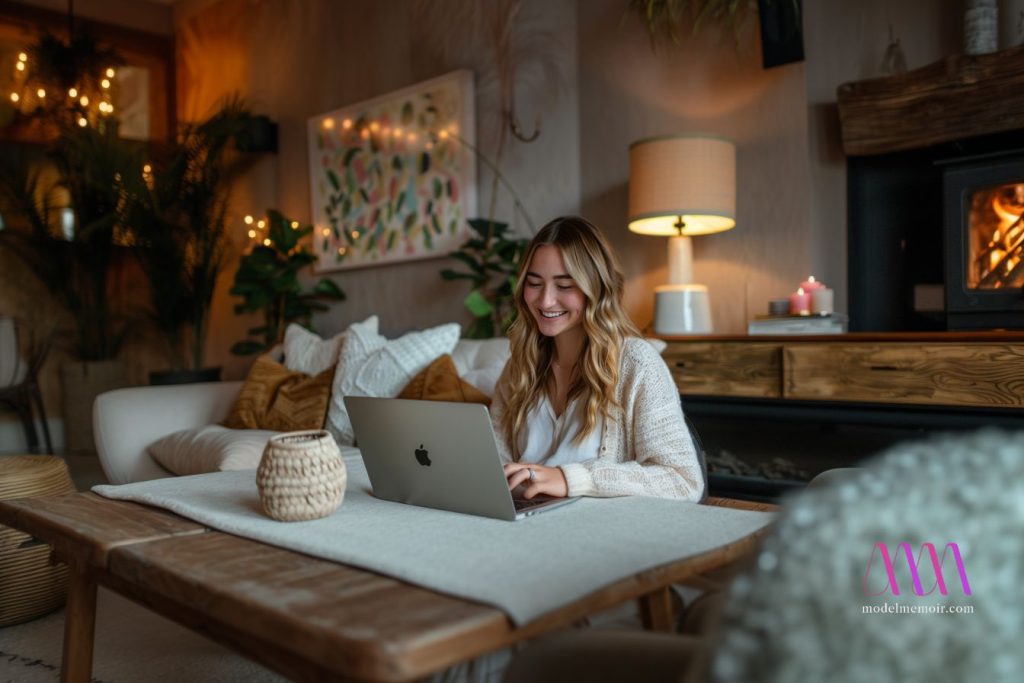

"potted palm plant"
[128, 100, 265, 383]
[0, 121, 139, 453]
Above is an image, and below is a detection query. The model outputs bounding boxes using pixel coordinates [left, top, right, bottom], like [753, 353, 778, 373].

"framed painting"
[307, 70, 476, 272]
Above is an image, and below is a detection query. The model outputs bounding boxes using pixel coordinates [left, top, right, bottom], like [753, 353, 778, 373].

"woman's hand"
[503, 463, 568, 499]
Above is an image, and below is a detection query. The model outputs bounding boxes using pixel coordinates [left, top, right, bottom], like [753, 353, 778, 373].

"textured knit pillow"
[149, 425, 279, 475]
[398, 354, 491, 406]
[283, 323, 348, 376]
[326, 318, 461, 445]
[223, 354, 333, 431]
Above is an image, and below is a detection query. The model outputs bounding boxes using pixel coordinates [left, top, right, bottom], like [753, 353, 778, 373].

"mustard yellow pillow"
[223, 354, 333, 431]
[398, 354, 491, 406]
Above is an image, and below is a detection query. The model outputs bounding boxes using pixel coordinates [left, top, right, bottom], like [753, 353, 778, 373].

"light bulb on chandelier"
[5, 0, 121, 129]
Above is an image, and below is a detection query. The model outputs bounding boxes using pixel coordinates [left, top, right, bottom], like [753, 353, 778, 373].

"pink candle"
[800, 275, 826, 292]
[789, 287, 811, 315]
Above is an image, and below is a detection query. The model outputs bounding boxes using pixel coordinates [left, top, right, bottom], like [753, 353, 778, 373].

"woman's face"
[522, 245, 586, 339]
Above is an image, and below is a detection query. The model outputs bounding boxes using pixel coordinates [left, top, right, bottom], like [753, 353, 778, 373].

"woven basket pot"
[0, 456, 77, 626]
[256, 430, 346, 522]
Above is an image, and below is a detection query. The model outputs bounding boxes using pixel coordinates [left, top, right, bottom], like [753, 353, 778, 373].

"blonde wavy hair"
[500, 216, 640, 459]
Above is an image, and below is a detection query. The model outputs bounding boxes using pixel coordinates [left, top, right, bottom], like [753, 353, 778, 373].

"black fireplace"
[944, 155, 1024, 329]
[848, 131, 1024, 331]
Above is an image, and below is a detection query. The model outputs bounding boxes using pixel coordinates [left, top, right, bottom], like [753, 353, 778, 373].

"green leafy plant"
[434, 130, 535, 339]
[229, 209, 346, 355]
[440, 218, 527, 339]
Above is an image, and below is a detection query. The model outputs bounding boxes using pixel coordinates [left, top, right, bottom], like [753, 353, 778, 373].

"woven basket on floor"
[256, 430, 346, 522]
[0, 455, 77, 627]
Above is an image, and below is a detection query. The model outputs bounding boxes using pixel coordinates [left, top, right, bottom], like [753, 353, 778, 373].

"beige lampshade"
[628, 135, 736, 236]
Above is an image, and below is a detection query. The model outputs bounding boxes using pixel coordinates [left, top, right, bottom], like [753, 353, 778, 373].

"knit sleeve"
[487, 365, 514, 464]
[559, 340, 705, 501]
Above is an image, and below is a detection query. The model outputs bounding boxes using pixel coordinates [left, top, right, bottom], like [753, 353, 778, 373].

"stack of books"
[747, 313, 847, 335]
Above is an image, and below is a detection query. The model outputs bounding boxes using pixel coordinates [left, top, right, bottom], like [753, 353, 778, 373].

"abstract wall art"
[307, 70, 476, 271]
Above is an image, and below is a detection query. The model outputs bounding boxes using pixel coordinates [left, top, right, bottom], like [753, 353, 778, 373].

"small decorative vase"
[256, 430, 346, 521]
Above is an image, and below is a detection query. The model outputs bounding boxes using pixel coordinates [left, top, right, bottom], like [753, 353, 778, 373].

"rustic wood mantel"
[836, 45, 1024, 156]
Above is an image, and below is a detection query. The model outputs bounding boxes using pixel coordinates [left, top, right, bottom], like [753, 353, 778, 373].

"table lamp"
[628, 135, 736, 334]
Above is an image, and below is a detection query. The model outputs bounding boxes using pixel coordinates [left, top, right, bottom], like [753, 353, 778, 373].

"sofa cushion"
[223, 354, 333, 431]
[283, 323, 350, 376]
[149, 425, 279, 475]
[461, 364, 506, 398]
[327, 317, 461, 445]
[449, 337, 511, 375]
[398, 354, 491, 406]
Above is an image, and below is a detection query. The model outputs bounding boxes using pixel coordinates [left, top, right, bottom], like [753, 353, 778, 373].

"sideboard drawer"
[784, 343, 1024, 407]
[663, 342, 782, 398]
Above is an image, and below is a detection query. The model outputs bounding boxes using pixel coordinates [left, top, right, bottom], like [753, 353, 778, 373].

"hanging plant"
[628, 0, 800, 47]
[629, 0, 756, 45]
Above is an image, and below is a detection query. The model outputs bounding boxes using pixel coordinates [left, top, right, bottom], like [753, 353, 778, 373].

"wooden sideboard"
[660, 332, 1024, 429]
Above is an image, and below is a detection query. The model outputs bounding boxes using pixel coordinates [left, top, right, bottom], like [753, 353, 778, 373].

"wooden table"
[0, 492, 773, 683]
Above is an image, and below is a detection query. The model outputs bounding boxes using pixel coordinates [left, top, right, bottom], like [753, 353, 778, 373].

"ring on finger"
[528, 467, 536, 482]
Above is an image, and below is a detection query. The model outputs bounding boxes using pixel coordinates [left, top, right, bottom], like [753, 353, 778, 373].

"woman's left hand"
[503, 463, 568, 499]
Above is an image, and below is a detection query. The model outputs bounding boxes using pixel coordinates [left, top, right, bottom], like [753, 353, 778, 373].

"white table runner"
[93, 452, 772, 625]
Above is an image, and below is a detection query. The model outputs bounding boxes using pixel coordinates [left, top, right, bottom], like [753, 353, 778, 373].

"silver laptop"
[345, 396, 579, 521]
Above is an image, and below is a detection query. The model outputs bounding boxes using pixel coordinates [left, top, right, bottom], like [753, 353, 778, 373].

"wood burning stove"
[944, 155, 1024, 329]
[846, 137, 1024, 332]
[837, 45, 1024, 332]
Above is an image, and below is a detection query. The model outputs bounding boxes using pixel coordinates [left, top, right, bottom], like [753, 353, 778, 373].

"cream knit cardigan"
[490, 337, 705, 501]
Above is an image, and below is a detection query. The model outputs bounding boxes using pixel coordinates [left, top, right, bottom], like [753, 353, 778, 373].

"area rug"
[0, 588, 284, 683]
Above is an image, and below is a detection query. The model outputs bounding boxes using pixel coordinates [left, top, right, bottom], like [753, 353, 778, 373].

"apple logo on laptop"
[414, 444, 431, 466]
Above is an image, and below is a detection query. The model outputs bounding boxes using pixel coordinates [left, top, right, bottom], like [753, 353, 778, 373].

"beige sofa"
[93, 338, 511, 485]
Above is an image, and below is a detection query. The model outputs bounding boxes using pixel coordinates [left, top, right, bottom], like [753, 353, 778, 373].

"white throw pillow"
[461, 363, 507, 398]
[283, 323, 350, 376]
[450, 338, 511, 375]
[326, 319, 461, 445]
[325, 316, 386, 444]
[149, 425, 279, 475]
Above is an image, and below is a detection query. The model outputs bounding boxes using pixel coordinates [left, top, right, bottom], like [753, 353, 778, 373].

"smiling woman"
[523, 245, 587, 346]
[490, 216, 706, 503]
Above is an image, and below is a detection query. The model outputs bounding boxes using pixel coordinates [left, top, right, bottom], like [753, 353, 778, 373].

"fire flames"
[972, 184, 1024, 289]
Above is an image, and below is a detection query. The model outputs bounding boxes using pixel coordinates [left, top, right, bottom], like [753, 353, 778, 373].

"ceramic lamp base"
[654, 284, 712, 334]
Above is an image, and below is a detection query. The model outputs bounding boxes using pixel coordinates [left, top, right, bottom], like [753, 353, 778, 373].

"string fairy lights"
[241, 213, 303, 252]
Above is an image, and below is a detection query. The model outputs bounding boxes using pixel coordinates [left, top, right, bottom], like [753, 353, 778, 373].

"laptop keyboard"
[513, 496, 553, 511]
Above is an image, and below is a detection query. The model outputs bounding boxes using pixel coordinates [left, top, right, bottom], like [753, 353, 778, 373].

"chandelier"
[6, 1, 120, 130]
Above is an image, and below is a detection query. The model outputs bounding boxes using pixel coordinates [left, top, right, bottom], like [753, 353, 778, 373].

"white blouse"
[517, 394, 604, 468]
